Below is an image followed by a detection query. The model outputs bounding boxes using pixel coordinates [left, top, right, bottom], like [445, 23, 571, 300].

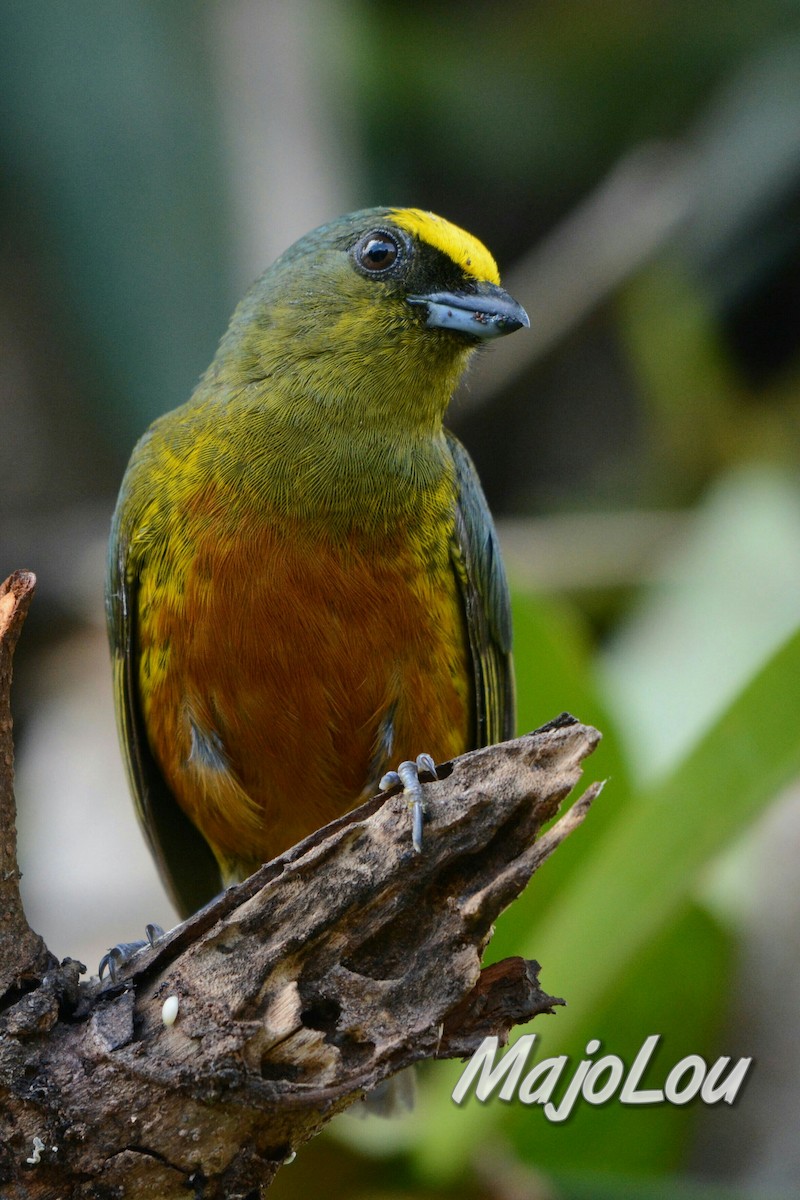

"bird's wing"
[106, 512, 222, 918]
[446, 430, 515, 746]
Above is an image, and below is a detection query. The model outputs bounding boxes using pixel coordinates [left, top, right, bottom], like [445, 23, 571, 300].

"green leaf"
[488, 589, 631, 962]
[505, 905, 734, 1176]
[411, 625, 800, 1178]
[521, 623, 800, 1053]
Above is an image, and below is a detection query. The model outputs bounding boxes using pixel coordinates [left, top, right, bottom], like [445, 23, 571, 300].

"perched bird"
[107, 207, 528, 918]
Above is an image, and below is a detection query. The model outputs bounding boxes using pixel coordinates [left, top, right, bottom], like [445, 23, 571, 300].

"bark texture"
[0, 572, 601, 1199]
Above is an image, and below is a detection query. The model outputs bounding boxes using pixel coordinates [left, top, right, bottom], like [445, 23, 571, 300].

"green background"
[2, 3, 800, 1197]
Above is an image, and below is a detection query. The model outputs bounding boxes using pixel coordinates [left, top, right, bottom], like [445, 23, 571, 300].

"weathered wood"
[0, 572, 601, 1198]
[0, 571, 56, 998]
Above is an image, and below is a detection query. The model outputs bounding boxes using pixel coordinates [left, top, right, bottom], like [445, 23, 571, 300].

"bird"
[107, 207, 529, 919]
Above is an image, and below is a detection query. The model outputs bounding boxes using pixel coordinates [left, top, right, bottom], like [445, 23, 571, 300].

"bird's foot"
[379, 753, 438, 852]
[99, 922, 165, 982]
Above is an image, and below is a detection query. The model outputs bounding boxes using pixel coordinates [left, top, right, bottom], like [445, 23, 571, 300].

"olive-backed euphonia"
[107, 207, 528, 917]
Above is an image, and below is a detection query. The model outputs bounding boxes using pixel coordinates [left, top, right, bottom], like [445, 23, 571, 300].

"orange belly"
[137, 514, 472, 880]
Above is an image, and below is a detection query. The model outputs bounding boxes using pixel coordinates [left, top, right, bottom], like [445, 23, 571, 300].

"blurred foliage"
[299, 477, 800, 1197]
[0, 0, 234, 482]
[2, 1, 800, 1197]
[354, 0, 800, 242]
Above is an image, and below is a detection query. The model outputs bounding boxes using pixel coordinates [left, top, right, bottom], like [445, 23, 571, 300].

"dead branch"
[0, 571, 601, 1199]
[0, 571, 56, 997]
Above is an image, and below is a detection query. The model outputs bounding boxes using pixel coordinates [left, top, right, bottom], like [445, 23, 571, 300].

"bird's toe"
[99, 923, 165, 982]
[380, 752, 439, 852]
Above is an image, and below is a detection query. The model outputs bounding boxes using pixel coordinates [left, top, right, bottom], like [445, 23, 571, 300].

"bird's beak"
[407, 282, 529, 341]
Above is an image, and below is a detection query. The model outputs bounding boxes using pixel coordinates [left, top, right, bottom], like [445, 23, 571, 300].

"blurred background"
[2, 2, 800, 1197]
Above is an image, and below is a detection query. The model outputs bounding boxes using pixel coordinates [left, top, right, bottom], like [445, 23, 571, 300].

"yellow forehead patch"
[390, 208, 500, 285]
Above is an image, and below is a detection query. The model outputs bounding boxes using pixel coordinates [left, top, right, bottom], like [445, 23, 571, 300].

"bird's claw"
[380, 752, 438, 852]
[99, 922, 165, 982]
[144, 922, 165, 945]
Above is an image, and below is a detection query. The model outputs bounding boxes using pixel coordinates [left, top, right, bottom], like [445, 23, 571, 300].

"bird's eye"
[355, 230, 401, 274]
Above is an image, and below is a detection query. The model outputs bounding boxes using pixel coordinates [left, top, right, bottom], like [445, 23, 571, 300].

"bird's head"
[214, 207, 529, 436]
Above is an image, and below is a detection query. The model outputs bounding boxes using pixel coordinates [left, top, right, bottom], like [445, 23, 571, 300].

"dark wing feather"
[446, 430, 515, 746]
[106, 512, 222, 919]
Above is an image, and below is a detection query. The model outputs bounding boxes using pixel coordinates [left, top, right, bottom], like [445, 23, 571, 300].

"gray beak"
[407, 283, 529, 340]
